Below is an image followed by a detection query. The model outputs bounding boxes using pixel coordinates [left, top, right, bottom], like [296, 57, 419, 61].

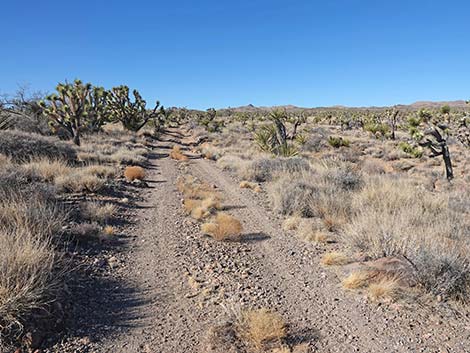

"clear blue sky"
[1, 0, 468, 109]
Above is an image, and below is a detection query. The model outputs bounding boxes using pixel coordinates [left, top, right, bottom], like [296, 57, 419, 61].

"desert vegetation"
[191, 103, 470, 304]
[2, 80, 470, 352]
[0, 81, 164, 351]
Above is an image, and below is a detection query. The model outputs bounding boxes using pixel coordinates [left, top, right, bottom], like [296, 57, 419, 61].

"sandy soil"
[45, 129, 470, 353]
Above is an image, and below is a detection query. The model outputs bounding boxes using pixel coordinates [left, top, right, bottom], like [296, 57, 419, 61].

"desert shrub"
[241, 157, 310, 182]
[328, 136, 350, 148]
[399, 141, 423, 158]
[302, 134, 327, 152]
[363, 122, 390, 137]
[0, 130, 77, 162]
[344, 177, 470, 300]
[322, 166, 363, 191]
[124, 166, 146, 181]
[269, 176, 318, 217]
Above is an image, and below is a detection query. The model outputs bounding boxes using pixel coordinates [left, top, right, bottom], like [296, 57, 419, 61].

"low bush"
[241, 157, 310, 182]
[398, 141, 423, 158]
[344, 176, 470, 301]
[124, 166, 146, 181]
[328, 136, 350, 148]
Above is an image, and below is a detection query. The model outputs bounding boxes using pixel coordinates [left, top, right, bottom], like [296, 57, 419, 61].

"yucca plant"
[253, 110, 299, 157]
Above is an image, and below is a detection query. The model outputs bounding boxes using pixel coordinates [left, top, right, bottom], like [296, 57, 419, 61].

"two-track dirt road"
[47, 129, 470, 353]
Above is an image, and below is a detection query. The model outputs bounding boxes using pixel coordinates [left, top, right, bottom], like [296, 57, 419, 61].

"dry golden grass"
[239, 180, 262, 193]
[321, 251, 349, 266]
[55, 172, 105, 193]
[103, 225, 115, 236]
[170, 145, 189, 161]
[0, 189, 65, 345]
[124, 166, 146, 181]
[177, 175, 222, 201]
[237, 308, 287, 350]
[342, 270, 374, 289]
[81, 202, 116, 224]
[109, 147, 147, 165]
[21, 158, 71, 182]
[367, 276, 402, 301]
[82, 164, 117, 178]
[183, 199, 201, 213]
[282, 217, 300, 231]
[184, 196, 221, 220]
[201, 213, 243, 241]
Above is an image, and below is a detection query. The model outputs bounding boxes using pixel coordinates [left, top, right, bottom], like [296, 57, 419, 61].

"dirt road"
[48, 129, 470, 353]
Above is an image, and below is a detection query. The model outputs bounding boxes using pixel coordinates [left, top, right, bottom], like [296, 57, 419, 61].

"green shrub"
[328, 136, 350, 148]
[399, 141, 423, 158]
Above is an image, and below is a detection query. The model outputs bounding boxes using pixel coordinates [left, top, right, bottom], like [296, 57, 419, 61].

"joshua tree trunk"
[419, 125, 453, 181]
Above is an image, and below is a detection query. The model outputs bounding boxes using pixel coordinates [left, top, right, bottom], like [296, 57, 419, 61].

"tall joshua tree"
[106, 85, 160, 132]
[39, 79, 93, 146]
[419, 124, 454, 181]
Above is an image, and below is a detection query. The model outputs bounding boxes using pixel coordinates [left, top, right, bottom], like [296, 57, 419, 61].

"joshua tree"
[86, 86, 111, 132]
[39, 79, 93, 145]
[287, 112, 307, 140]
[106, 85, 160, 132]
[386, 108, 400, 140]
[419, 124, 454, 181]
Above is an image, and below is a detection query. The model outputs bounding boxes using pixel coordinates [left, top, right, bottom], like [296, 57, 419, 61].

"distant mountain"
[222, 100, 467, 112]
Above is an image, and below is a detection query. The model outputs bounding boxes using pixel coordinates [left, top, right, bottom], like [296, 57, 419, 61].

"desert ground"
[1, 85, 470, 353]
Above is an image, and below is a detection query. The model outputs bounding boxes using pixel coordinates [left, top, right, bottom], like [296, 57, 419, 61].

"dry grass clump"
[55, 172, 105, 193]
[239, 180, 261, 193]
[184, 197, 221, 220]
[103, 225, 115, 236]
[321, 251, 349, 266]
[344, 176, 470, 301]
[241, 157, 310, 182]
[269, 173, 318, 217]
[170, 145, 189, 161]
[80, 202, 116, 224]
[199, 142, 221, 160]
[124, 166, 146, 181]
[20, 158, 72, 182]
[201, 213, 243, 241]
[177, 175, 222, 201]
[236, 308, 287, 350]
[367, 276, 402, 301]
[0, 188, 64, 347]
[109, 147, 147, 165]
[268, 161, 361, 229]
[0, 130, 77, 162]
[216, 155, 248, 172]
[82, 164, 117, 178]
[342, 270, 375, 289]
[282, 217, 300, 231]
